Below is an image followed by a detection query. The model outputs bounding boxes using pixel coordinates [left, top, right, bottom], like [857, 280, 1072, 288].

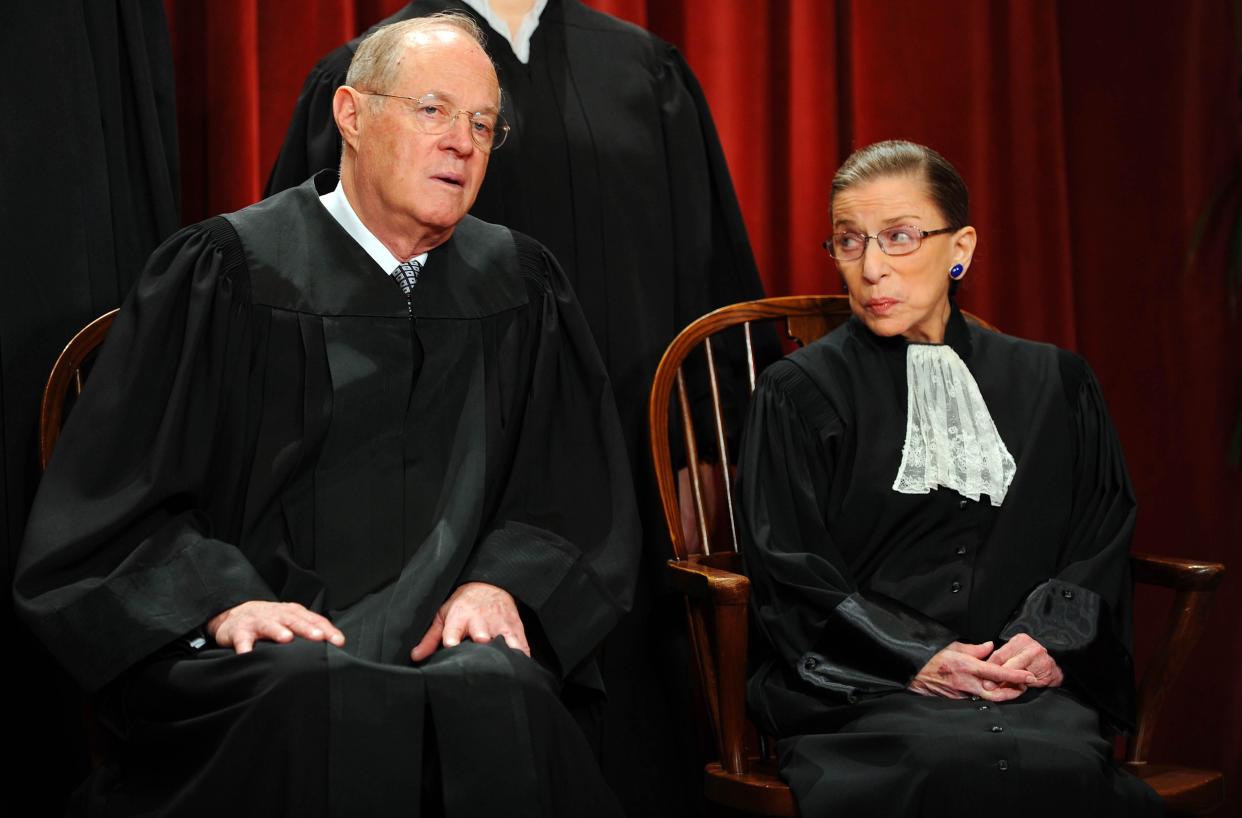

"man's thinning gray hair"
[345, 12, 490, 95]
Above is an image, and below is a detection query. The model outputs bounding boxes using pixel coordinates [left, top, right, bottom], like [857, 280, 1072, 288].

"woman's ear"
[952, 225, 977, 272]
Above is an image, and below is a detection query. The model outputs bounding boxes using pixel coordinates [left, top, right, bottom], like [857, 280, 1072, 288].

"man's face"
[352, 29, 498, 239]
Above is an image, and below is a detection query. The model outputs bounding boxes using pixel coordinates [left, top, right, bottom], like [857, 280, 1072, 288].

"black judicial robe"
[14, 173, 638, 817]
[267, 4, 771, 812]
[737, 307, 1161, 817]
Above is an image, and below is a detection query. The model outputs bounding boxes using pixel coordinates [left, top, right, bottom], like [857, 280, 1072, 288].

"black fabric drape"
[1, 0, 179, 564]
[1, 2, 179, 814]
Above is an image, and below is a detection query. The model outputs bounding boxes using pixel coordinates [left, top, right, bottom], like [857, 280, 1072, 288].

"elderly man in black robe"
[15, 13, 638, 817]
[268, 6, 774, 813]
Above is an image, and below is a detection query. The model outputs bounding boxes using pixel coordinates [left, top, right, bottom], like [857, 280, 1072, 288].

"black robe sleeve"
[1000, 352, 1138, 730]
[738, 361, 958, 704]
[459, 238, 640, 678]
[13, 219, 274, 692]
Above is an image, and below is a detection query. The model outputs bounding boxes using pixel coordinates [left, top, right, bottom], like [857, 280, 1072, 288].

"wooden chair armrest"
[1130, 552, 1225, 591]
[667, 559, 751, 605]
[1126, 552, 1227, 764]
[666, 559, 752, 775]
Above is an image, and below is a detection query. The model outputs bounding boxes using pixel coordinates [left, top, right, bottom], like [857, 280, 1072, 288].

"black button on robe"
[737, 307, 1161, 817]
[15, 173, 639, 816]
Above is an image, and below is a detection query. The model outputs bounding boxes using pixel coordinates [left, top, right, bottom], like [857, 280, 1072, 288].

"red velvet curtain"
[164, 0, 1242, 803]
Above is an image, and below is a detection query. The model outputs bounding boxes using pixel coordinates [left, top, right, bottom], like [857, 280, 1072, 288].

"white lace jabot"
[892, 344, 1016, 506]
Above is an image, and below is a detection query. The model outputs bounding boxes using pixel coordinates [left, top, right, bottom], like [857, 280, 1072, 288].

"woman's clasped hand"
[909, 634, 1064, 701]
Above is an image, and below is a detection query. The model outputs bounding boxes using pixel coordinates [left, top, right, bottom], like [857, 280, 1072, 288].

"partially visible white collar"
[319, 182, 428, 272]
[460, 0, 548, 64]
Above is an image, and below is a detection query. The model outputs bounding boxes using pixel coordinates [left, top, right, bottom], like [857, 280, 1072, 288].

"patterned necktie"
[392, 258, 422, 295]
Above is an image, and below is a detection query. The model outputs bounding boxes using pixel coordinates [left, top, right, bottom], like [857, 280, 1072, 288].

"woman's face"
[830, 173, 976, 343]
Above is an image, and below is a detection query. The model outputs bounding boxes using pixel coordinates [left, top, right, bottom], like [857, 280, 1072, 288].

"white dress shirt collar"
[460, 0, 548, 64]
[319, 181, 428, 272]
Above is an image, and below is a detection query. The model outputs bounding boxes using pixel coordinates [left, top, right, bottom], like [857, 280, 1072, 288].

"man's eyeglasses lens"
[369, 92, 510, 150]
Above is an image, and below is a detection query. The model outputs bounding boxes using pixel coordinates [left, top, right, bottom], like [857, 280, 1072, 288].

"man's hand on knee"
[207, 601, 346, 654]
[411, 582, 530, 661]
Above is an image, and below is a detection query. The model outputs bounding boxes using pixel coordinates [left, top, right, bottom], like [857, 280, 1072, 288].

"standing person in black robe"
[15, 14, 637, 817]
[1, 2, 180, 814]
[737, 140, 1161, 817]
[268, 3, 770, 813]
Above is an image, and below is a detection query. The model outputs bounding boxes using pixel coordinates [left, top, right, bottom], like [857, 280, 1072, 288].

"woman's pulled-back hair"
[831, 140, 970, 231]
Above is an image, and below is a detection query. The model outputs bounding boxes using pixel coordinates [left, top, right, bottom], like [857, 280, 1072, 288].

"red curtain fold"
[1056, 3, 1242, 795]
[163, 0, 1241, 806]
[165, 0, 407, 214]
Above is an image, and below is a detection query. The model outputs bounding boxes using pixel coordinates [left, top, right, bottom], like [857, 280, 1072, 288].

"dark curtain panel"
[1, 0, 180, 814]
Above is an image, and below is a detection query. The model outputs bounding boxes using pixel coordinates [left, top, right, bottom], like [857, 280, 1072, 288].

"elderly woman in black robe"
[737, 140, 1162, 817]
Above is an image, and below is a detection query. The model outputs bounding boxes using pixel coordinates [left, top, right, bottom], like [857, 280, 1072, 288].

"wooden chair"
[39, 308, 119, 470]
[647, 295, 1227, 816]
[37, 307, 119, 770]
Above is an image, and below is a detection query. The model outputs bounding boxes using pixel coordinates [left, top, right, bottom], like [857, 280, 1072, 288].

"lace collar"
[850, 303, 1015, 506]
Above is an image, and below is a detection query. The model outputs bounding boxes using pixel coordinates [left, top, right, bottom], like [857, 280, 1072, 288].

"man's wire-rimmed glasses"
[822, 225, 955, 261]
[361, 90, 510, 151]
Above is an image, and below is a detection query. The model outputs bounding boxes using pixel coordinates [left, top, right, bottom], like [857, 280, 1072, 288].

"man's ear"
[333, 86, 363, 153]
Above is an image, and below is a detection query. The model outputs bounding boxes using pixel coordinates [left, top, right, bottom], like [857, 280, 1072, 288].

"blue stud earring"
[949, 264, 965, 279]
